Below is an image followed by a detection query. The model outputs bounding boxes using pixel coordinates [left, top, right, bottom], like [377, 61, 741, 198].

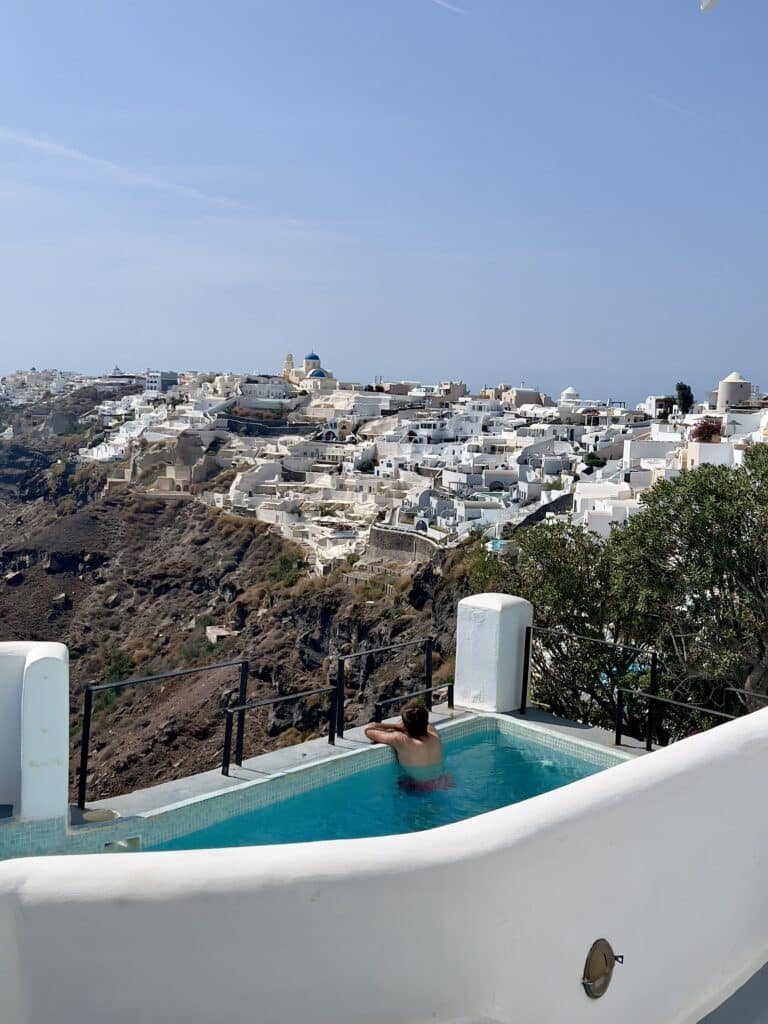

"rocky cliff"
[0, 436, 471, 801]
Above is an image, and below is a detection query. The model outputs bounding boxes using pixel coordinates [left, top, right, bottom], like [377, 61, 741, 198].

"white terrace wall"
[2, 706, 768, 1024]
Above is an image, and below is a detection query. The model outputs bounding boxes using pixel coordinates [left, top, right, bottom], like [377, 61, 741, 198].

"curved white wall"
[2, 707, 767, 1024]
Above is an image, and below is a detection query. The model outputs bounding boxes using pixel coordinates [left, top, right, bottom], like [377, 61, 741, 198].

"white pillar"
[19, 644, 70, 821]
[454, 593, 533, 713]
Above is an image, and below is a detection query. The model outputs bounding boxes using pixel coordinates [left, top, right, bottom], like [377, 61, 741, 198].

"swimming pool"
[150, 723, 615, 852]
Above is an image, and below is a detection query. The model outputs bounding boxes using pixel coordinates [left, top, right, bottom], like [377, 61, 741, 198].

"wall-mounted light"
[582, 939, 624, 999]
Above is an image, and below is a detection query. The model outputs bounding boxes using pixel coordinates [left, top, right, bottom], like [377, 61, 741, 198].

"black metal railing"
[615, 687, 734, 751]
[374, 682, 454, 723]
[723, 687, 768, 715]
[520, 625, 532, 715]
[221, 686, 337, 776]
[527, 626, 648, 654]
[78, 658, 249, 809]
[335, 637, 434, 739]
[519, 624, 659, 717]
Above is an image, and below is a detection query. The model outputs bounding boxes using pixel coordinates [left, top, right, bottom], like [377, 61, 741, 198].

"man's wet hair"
[401, 699, 429, 738]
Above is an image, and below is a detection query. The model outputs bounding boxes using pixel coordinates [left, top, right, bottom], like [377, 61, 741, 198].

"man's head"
[401, 699, 429, 738]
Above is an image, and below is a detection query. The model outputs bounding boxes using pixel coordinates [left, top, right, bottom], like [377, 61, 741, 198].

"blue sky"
[0, 0, 765, 402]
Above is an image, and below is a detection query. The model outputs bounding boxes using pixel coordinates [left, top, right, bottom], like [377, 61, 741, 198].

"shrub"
[291, 575, 327, 596]
[690, 418, 722, 443]
[180, 634, 215, 665]
[268, 551, 305, 587]
[102, 648, 135, 684]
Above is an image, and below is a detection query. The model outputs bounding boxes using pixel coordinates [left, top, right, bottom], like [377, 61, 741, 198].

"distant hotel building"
[146, 370, 180, 394]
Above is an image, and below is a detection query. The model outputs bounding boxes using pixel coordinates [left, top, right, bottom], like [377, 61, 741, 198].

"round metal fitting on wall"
[582, 938, 622, 999]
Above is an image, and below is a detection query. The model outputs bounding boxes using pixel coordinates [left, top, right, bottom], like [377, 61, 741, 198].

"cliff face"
[0, 439, 471, 800]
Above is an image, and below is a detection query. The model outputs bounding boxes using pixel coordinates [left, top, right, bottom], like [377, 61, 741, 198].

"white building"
[145, 370, 179, 394]
[716, 370, 753, 412]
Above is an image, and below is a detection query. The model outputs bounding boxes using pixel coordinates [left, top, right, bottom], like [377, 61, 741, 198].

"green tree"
[658, 396, 675, 421]
[467, 451, 768, 737]
[469, 523, 647, 729]
[675, 381, 695, 414]
[610, 457, 768, 702]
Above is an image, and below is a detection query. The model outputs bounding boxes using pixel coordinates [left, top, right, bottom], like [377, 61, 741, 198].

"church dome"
[309, 368, 328, 378]
[560, 386, 580, 401]
[305, 352, 320, 362]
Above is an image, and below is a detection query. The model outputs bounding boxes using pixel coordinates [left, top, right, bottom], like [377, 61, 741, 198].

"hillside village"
[3, 358, 767, 579]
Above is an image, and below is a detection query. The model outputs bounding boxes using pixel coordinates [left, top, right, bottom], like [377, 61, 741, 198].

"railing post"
[336, 658, 345, 739]
[645, 696, 654, 752]
[235, 660, 249, 767]
[328, 687, 337, 746]
[646, 651, 659, 751]
[374, 702, 383, 723]
[222, 710, 234, 777]
[78, 686, 94, 810]
[520, 625, 532, 715]
[615, 688, 623, 747]
[424, 638, 433, 710]
[650, 651, 659, 695]
[448, 681, 454, 710]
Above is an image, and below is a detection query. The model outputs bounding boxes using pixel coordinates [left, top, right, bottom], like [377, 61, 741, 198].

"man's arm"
[364, 723, 405, 746]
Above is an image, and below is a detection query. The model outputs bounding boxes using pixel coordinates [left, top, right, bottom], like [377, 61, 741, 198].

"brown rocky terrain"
[0, 431, 471, 803]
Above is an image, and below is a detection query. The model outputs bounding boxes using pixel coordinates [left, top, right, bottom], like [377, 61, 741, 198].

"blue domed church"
[282, 351, 337, 392]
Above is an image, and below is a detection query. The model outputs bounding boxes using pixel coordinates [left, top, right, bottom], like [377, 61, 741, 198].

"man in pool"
[364, 699, 453, 792]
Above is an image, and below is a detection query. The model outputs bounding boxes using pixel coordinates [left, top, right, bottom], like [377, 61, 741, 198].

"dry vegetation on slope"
[0, 443, 472, 800]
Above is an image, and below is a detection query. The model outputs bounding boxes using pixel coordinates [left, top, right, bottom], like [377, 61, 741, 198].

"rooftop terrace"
[1, 595, 767, 1023]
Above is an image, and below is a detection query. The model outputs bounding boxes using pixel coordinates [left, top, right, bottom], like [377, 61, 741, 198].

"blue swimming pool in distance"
[150, 728, 611, 852]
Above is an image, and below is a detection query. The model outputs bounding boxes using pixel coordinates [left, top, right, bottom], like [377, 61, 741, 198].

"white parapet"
[0, 642, 69, 822]
[4, 707, 768, 1023]
[454, 593, 533, 712]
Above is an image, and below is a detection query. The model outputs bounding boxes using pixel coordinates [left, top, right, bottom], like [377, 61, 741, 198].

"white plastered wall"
[2, 705, 767, 1024]
[454, 593, 533, 711]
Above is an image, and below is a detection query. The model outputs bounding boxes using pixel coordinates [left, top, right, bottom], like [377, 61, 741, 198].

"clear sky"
[0, 0, 765, 402]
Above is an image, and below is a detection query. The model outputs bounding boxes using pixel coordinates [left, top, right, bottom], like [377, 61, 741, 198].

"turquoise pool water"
[150, 729, 609, 852]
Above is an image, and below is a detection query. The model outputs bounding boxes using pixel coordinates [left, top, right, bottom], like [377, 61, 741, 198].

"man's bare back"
[364, 699, 451, 791]
[363, 720, 443, 769]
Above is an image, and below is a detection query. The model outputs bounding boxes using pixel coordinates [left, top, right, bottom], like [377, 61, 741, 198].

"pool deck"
[509, 707, 649, 755]
[81, 704, 644, 822]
